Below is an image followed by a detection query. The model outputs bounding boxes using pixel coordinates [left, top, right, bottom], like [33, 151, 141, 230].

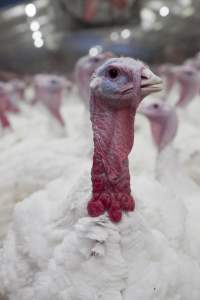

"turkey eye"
[51, 79, 58, 85]
[108, 68, 119, 79]
[153, 104, 159, 109]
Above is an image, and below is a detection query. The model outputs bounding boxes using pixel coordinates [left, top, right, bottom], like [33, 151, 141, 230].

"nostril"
[153, 103, 159, 109]
[141, 75, 148, 80]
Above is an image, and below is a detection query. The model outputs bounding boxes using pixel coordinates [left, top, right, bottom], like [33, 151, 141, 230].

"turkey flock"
[0, 51, 200, 300]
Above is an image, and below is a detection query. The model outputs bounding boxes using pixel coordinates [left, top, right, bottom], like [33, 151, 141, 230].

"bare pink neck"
[88, 96, 136, 222]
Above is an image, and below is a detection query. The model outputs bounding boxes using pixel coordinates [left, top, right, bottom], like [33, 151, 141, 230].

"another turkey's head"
[34, 74, 66, 100]
[173, 65, 199, 106]
[175, 65, 198, 86]
[158, 64, 177, 93]
[38, 75, 66, 91]
[78, 52, 114, 78]
[90, 57, 162, 108]
[140, 101, 178, 151]
[34, 74, 66, 126]
[75, 52, 114, 103]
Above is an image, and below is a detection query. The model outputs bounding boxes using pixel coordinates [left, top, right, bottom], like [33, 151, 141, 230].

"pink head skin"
[34, 75, 67, 127]
[87, 57, 163, 222]
[75, 52, 114, 106]
[173, 65, 199, 107]
[140, 101, 178, 152]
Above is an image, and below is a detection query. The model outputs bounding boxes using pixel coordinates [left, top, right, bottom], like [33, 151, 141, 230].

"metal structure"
[0, 0, 198, 72]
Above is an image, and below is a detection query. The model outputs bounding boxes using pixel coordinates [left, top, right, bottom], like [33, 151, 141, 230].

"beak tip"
[141, 72, 163, 97]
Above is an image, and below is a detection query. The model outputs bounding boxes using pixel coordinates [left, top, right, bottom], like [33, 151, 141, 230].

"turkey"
[0, 81, 92, 242]
[163, 63, 200, 184]
[75, 51, 114, 107]
[2, 57, 200, 300]
[0, 71, 92, 241]
[0, 76, 67, 153]
[140, 100, 200, 260]
[172, 64, 199, 108]
[32, 74, 70, 136]
[157, 63, 177, 94]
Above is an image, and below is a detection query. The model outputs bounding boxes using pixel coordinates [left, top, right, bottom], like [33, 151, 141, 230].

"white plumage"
[1, 172, 200, 300]
[0, 54, 200, 300]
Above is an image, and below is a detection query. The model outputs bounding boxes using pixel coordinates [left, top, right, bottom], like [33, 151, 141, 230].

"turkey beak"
[141, 68, 163, 98]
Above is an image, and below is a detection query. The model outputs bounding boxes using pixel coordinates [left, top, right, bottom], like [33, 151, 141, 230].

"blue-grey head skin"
[90, 57, 163, 108]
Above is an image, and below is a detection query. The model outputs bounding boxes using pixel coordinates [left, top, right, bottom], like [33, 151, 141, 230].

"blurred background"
[0, 0, 198, 74]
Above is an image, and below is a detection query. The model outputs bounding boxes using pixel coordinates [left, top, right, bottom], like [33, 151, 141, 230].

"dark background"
[0, 0, 198, 73]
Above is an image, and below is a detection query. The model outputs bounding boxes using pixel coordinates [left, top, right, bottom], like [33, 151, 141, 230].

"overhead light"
[89, 47, 99, 57]
[159, 6, 169, 17]
[178, 0, 191, 6]
[32, 31, 42, 40]
[34, 38, 44, 48]
[25, 3, 36, 17]
[30, 21, 40, 31]
[121, 29, 131, 39]
[110, 32, 119, 42]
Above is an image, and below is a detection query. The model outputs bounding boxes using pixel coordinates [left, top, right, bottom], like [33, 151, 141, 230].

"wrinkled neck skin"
[177, 79, 199, 107]
[91, 95, 136, 188]
[88, 93, 140, 222]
